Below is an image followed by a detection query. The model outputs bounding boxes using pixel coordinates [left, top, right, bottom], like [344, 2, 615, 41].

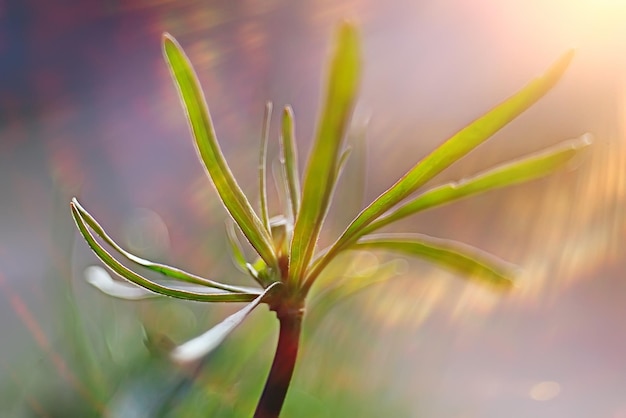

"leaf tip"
[495, 277, 516, 291]
[576, 132, 594, 148]
[562, 132, 594, 171]
[337, 20, 358, 37]
[70, 197, 88, 219]
[69, 198, 81, 219]
[162, 32, 182, 61]
[162, 32, 175, 45]
[562, 48, 576, 62]
[336, 20, 360, 56]
[544, 49, 575, 84]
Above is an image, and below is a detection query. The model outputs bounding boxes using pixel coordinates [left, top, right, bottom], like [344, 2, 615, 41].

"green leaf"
[352, 234, 516, 289]
[289, 22, 361, 285]
[259, 101, 273, 234]
[71, 201, 260, 302]
[280, 106, 301, 221]
[363, 134, 592, 235]
[339, 51, 574, 249]
[72, 198, 259, 294]
[304, 51, 575, 291]
[170, 282, 281, 365]
[162, 34, 276, 267]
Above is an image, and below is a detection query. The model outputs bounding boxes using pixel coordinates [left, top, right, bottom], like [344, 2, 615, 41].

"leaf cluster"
[71, 22, 591, 364]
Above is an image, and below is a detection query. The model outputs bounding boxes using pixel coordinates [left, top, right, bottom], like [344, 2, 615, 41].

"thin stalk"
[254, 306, 303, 418]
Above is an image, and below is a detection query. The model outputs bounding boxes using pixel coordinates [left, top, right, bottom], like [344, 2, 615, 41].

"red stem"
[254, 307, 303, 418]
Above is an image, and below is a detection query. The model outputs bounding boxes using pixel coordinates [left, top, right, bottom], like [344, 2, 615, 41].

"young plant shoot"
[71, 22, 591, 418]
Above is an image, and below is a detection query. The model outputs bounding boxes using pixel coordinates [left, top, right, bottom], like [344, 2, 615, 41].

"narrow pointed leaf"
[305, 51, 575, 290]
[163, 34, 276, 267]
[363, 134, 593, 234]
[72, 198, 258, 294]
[339, 51, 574, 249]
[352, 234, 516, 289]
[170, 282, 281, 364]
[71, 202, 260, 302]
[289, 22, 361, 285]
[259, 101, 273, 233]
[280, 106, 301, 220]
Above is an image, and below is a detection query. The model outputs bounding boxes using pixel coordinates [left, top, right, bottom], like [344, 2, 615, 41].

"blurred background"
[1, 0, 625, 416]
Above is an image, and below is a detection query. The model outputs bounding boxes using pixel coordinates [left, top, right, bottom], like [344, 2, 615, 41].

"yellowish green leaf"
[353, 233, 516, 289]
[71, 200, 260, 302]
[289, 22, 361, 285]
[163, 34, 276, 267]
[304, 51, 574, 292]
[280, 106, 301, 220]
[73, 198, 260, 294]
[363, 134, 592, 235]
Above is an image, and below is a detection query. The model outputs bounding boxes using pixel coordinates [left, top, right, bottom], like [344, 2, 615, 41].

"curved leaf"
[72, 198, 259, 294]
[163, 34, 276, 267]
[170, 282, 281, 365]
[289, 22, 361, 285]
[352, 233, 516, 289]
[71, 201, 260, 302]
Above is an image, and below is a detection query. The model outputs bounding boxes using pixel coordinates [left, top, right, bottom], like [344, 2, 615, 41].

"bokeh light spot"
[529, 380, 561, 401]
[123, 208, 170, 258]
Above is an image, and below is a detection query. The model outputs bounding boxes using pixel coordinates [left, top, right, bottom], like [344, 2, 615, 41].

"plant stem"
[254, 306, 303, 418]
